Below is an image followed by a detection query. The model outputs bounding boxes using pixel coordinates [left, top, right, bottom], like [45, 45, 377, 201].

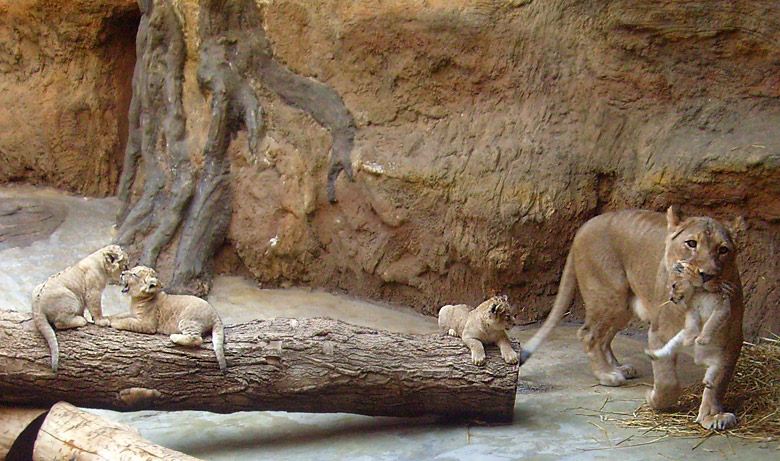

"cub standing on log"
[32, 244, 129, 372]
[518, 207, 744, 430]
[110, 265, 227, 372]
[438, 295, 519, 366]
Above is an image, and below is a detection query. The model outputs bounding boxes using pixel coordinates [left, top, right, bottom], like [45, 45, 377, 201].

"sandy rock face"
[1, 0, 778, 336]
[0, 0, 138, 196]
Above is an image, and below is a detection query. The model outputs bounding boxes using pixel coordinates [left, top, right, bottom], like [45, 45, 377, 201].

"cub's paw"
[697, 412, 737, 431]
[471, 352, 486, 366]
[644, 348, 659, 360]
[502, 349, 519, 364]
[695, 335, 712, 346]
[94, 317, 110, 327]
[447, 329, 457, 337]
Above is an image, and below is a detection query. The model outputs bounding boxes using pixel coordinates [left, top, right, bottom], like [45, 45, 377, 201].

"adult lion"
[519, 207, 744, 430]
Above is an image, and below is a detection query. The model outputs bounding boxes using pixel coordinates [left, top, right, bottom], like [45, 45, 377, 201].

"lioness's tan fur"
[32, 244, 128, 372]
[438, 295, 518, 366]
[110, 266, 226, 372]
[519, 207, 743, 430]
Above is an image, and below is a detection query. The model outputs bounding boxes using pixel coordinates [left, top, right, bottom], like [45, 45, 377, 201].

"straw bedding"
[620, 336, 780, 441]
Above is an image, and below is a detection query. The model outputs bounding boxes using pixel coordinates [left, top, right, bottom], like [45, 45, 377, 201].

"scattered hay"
[620, 335, 780, 441]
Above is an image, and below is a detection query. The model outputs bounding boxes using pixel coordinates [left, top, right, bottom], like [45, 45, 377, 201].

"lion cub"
[110, 266, 227, 372]
[438, 295, 519, 366]
[646, 262, 734, 386]
[32, 244, 128, 372]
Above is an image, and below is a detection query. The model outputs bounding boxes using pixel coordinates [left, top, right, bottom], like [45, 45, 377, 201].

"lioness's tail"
[33, 307, 59, 373]
[212, 317, 227, 373]
[518, 250, 577, 365]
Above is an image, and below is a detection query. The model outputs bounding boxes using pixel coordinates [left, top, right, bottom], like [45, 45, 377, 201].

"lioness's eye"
[685, 240, 697, 249]
[719, 246, 729, 255]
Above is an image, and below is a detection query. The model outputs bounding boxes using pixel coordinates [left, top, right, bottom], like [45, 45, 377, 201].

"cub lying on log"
[110, 266, 226, 372]
[438, 295, 519, 366]
[32, 244, 128, 372]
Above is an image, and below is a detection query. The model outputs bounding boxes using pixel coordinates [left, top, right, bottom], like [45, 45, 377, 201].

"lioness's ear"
[666, 206, 681, 231]
[725, 215, 747, 251]
[105, 252, 117, 264]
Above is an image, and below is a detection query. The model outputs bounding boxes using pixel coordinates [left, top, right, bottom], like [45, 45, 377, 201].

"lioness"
[438, 295, 519, 366]
[32, 244, 128, 372]
[519, 207, 743, 430]
[110, 266, 227, 372]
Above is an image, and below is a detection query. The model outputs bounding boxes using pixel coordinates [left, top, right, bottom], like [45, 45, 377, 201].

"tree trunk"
[0, 310, 518, 422]
[116, 0, 355, 296]
[0, 402, 202, 461]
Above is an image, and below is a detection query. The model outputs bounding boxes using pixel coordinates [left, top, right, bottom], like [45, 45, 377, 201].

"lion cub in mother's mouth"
[110, 265, 227, 372]
[438, 295, 519, 366]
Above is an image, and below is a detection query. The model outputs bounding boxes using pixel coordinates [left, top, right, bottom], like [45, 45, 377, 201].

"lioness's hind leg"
[578, 300, 634, 386]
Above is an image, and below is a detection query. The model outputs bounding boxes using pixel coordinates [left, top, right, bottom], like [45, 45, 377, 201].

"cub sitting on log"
[32, 244, 129, 372]
[110, 265, 227, 372]
[438, 295, 519, 366]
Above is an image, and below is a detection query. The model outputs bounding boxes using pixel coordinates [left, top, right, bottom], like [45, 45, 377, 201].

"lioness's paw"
[697, 412, 737, 431]
[471, 352, 486, 366]
[447, 329, 457, 337]
[597, 370, 626, 387]
[695, 336, 711, 346]
[617, 364, 639, 379]
[502, 350, 519, 364]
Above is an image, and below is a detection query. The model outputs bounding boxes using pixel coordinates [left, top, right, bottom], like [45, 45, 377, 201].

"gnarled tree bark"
[116, 0, 355, 296]
[0, 310, 518, 422]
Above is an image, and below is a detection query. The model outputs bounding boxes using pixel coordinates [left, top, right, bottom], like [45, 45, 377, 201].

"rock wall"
[0, 0, 139, 196]
[1, 0, 778, 338]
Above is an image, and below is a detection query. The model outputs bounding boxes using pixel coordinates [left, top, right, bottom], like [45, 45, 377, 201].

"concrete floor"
[1, 185, 774, 460]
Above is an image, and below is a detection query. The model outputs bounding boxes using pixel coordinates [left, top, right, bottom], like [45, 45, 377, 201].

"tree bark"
[0, 402, 202, 461]
[0, 310, 518, 422]
[116, 0, 356, 296]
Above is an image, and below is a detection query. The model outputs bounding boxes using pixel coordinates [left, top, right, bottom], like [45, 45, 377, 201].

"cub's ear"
[142, 277, 162, 295]
[490, 303, 504, 314]
[666, 206, 681, 231]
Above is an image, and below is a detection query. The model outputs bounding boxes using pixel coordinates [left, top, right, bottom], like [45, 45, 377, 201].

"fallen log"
[0, 406, 45, 460]
[1, 402, 202, 460]
[0, 309, 518, 422]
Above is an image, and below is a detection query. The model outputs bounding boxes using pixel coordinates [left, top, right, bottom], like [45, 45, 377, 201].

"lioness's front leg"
[694, 342, 739, 430]
[110, 316, 157, 334]
[645, 329, 682, 410]
[462, 336, 486, 365]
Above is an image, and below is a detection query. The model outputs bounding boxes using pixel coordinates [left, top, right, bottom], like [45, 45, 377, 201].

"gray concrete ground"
[1, 185, 774, 460]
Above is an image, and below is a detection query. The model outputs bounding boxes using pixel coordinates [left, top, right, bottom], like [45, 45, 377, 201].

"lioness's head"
[101, 244, 129, 278]
[664, 206, 737, 293]
[479, 295, 516, 331]
[120, 265, 162, 298]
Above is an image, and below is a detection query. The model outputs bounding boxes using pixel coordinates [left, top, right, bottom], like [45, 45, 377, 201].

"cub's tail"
[33, 307, 59, 373]
[518, 250, 577, 365]
[212, 317, 227, 373]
